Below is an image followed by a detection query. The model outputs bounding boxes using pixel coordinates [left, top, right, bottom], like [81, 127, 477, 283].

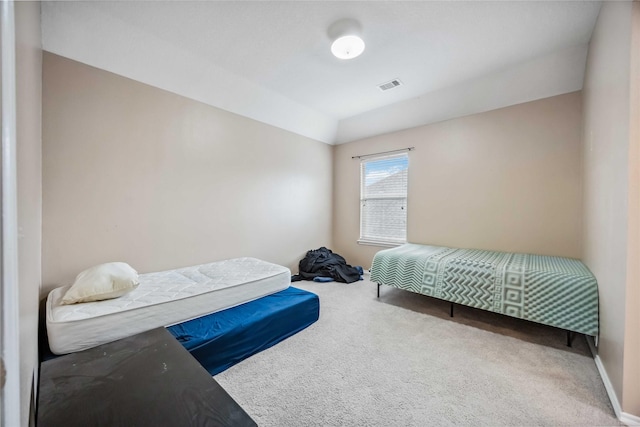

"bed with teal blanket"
[371, 244, 599, 337]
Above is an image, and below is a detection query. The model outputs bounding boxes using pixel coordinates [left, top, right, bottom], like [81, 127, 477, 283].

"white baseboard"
[621, 412, 640, 426]
[587, 337, 640, 426]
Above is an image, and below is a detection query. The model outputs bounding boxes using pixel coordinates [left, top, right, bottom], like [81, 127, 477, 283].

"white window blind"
[359, 153, 408, 245]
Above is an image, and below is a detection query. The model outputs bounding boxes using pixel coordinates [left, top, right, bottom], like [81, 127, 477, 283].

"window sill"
[357, 239, 405, 248]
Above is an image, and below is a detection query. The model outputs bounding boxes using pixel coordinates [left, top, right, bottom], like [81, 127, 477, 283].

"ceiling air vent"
[378, 79, 402, 91]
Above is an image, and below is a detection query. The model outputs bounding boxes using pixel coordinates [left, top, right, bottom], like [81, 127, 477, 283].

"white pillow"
[61, 262, 139, 305]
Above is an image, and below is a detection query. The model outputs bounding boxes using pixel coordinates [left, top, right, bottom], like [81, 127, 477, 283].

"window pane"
[361, 198, 406, 242]
[362, 155, 408, 198]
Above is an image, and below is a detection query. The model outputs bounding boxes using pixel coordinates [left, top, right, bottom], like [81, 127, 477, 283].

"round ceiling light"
[328, 19, 365, 60]
[331, 34, 365, 60]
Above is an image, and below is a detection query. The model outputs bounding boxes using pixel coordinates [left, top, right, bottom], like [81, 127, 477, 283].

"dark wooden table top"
[38, 327, 257, 427]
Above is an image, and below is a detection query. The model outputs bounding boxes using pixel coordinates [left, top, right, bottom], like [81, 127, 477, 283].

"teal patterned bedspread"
[371, 244, 599, 336]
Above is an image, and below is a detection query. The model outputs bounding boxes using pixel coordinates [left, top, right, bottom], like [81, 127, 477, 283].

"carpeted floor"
[215, 276, 621, 426]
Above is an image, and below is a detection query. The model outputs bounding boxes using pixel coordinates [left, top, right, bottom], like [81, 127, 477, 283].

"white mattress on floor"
[46, 257, 290, 354]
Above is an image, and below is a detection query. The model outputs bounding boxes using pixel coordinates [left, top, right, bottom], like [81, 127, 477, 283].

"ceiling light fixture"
[328, 19, 365, 60]
[331, 35, 365, 60]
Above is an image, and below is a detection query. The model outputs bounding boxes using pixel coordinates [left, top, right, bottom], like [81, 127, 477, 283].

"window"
[359, 152, 408, 246]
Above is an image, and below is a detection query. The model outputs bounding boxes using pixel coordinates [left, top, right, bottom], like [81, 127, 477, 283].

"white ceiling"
[42, 1, 602, 144]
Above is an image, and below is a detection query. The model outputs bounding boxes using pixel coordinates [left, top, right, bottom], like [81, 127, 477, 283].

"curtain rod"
[351, 147, 415, 160]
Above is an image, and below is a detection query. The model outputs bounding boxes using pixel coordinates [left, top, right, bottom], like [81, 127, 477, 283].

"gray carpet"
[215, 277, 621, 426]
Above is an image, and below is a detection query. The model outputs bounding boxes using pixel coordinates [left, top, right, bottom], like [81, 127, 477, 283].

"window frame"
[358, 152, 409, 247]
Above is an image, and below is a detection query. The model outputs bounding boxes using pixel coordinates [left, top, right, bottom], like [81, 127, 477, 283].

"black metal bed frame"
[376, 282, 576, 347]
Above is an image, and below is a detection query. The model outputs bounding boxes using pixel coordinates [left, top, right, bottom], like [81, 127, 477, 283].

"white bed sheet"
[46, 257, 290, 354]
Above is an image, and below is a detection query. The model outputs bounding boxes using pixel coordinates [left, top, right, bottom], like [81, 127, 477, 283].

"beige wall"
[624, 4, 640, 416]
[42, 53, 332, 292]
[582, 0, 635, 414]
[583, 1, 640, 417]
[333, 92, 583, 269]
[16, 2, 42, 425]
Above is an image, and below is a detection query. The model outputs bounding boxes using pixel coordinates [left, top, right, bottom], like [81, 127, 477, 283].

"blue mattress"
[167, 286, 319, 375]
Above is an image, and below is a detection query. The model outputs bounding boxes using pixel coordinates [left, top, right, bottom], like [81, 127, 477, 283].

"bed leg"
[566, 331, 573, 347]
[450, 303, 454, 318]
[377, 283, 380, 298]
